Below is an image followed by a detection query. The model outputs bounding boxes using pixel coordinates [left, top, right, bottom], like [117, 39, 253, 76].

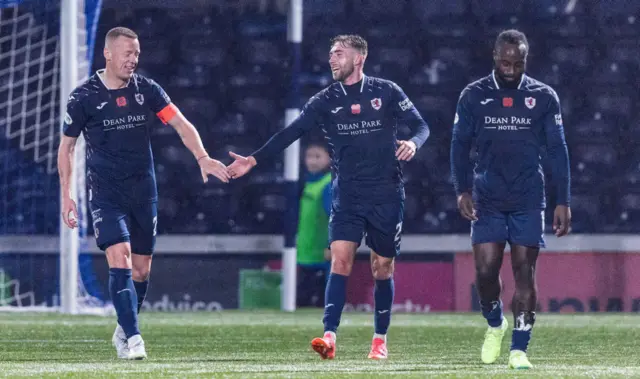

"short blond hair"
[105, 26, 138, 43]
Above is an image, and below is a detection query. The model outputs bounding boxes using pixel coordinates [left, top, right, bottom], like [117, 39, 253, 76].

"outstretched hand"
[199, 156, 230, 183]
[227, 152, 256, 180]
[396, 140, 417, 161]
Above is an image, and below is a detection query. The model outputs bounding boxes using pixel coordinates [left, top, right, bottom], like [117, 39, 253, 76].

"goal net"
[0, 0, 110, 314]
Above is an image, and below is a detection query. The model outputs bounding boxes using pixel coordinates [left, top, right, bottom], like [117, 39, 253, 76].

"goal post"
[0, 0, 106, 314]
[59, 0, 80, 315]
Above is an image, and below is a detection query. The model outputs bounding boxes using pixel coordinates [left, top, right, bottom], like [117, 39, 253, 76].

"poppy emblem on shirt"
[371, 98, 382, 111]
[351, 104, 361, 114]
[502, 97, 513, 107]
[525, 97, 536, 109]
[116, 96, 127, 107]
[135, 93, 144, 105]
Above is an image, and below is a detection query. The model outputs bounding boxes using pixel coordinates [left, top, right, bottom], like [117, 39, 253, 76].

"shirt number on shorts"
[394, 221, 403, 243]
[152, 216, 157, 237]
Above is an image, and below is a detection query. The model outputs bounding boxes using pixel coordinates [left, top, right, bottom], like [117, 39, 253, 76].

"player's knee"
[132, 265, 150, 282]
[331, 256, 353, 276]
[131, 254, 152, 281]
[512, 262, 535, 285]
[370, 256, 394, 280]
[105, 242, 132, 269]
[475, 264, 499, 284]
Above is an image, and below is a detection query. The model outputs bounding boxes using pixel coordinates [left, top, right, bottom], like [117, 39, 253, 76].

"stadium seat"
[570, 144, 618, 189]
[421, 191, 470, 234]
[613, 193, 640, 232]
[571, 112, 621, 144]
[584, 86, 636, 120]
[595, 0, 640, 37]
[567, 194, 603, 233]
[526, 0, 590, 38]
[235, 182, 287, 234]
[607, 40, 640, 69]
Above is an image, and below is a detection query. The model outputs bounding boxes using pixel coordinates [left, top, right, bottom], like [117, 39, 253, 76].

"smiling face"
[328, 35, 367, 82]
[104, 35, 140, 82]
[329, 42, 360, 81]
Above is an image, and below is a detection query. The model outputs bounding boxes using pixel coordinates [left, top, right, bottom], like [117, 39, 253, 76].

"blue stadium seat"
[571, 112, 621, 144]
[170, 64, 212, 88]
[353, 0, 407, 19]
[236, 10, 286, 39]
[411, 0, 467, 18]
[567, 194, 602, 233]
[619, 152, 640, 191]
[588, 60, 638, 86]
[607, 40, 640, 70]
[613, 193, 640, 232]
[131, 8, 171, 39]
[421, 191, 469, 234]
[367, 47, 415, 83]
[303, 0, 346, 23]
[570, 144, 618, 189]
[584, 87, 636, 120]
[595, 0, 640, 37]
[526, 0, 590, 38]
[179, 37, 228, 68]
[411, 0, 473, 38]
[622, 114, 640, 141]
[235, 182, 287, 234]
[240, 39, 285, 67]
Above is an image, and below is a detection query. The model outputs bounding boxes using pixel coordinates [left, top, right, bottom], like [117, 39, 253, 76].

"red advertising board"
[454, 252, 640, 312]
[268, 260, 454, 312]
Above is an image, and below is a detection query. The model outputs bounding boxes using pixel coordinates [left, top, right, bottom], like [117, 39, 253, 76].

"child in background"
[296, 143, 332, 307]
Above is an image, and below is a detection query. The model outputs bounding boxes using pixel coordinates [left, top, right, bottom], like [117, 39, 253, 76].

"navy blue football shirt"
[252, 75, 430, 204]
[63, 70, 177, 204]
[451, 71, 571, 211]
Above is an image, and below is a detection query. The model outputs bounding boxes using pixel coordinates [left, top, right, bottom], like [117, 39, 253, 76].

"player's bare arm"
[227, 152, 257, 179]
[57, 135, 79, 229]
[166, 111, 230, 183]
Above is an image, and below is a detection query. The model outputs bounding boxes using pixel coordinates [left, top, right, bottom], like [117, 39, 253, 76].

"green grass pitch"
[0, 311, 638, 378]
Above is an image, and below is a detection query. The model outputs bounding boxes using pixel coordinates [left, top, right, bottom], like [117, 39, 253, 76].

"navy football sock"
[109, 268, 140, 338]
[133, 280, 149, 314]
[374, 278, 394, 335]
[511, 311, 535, 352]
[323, 273, 348, 333]
[481, 299, 504, 327]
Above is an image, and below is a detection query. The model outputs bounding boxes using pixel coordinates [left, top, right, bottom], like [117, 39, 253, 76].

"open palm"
[227, 152, 256, 179]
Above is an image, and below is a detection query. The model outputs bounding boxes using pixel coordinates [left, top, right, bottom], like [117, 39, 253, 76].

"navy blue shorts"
[471, 208, 545, 248]
[89, 199, 157, 254]
[328, 201, 404, 258]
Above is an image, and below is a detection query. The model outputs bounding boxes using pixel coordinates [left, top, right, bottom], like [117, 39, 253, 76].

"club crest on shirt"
[371, 98, 382, 111]
[135, 93, 144, 105]
[525, 97, 536, 109]
[351, 104, 361, 114]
